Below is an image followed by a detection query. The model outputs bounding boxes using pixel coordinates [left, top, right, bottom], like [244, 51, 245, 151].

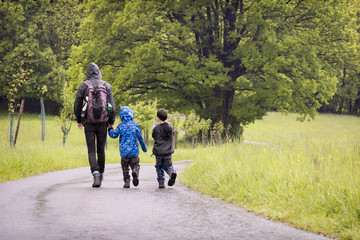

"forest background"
[1, 0, 360, 133]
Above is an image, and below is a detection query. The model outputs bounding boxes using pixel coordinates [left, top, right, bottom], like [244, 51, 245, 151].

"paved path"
[0, 161, 331, 240]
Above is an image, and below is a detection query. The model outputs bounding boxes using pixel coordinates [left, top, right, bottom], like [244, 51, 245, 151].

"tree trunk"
[174, 131, 178, 149]
[338, 98, 344, 114]
[14, 99, 25, 147]
[352, 90, 360, 114]
[202, 131, 206, 147]
[219, 89, 235, 129]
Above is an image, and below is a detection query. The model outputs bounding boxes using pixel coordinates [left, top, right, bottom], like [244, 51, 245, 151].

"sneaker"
[132, 171, 139, 187]
[92, 172, 101, 188]
[159, 181, 165, 188]
[168, 172, 177, 186]
[123, 180, 130, 188]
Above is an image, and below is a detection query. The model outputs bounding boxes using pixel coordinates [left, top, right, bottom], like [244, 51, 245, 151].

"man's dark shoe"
[159, 181, 165, 188]
[168, 172, 177, 186]
[100, 174, 104, 184]
[123, 180, 130, 188]
[132, 171, 139, 187]
[92, 172, 101, 188]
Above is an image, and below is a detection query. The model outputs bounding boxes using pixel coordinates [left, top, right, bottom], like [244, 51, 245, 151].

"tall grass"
[2, 111, 360, 238]
[181, 113, 360, 240]
[0, 112, 198, 182]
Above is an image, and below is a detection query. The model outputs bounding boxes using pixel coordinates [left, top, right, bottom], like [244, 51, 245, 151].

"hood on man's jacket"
[86, 62, 102, 81]
[120, 106, 134, 123]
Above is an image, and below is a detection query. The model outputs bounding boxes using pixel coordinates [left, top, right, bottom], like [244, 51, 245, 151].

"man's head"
[157, 108, 168, 122]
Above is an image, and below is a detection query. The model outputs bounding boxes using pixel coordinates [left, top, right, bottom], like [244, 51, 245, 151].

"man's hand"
[78, 123, 83, 130]
[108, 124, 113, 130]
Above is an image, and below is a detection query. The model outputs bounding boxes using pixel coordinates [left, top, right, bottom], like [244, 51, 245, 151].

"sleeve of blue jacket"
[108, 126, 120, 138]
[136, 125, 147, 152]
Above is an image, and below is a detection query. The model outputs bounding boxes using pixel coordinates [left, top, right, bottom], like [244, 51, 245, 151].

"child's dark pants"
[155, 156, 176, 183]
[121, 157, 140, 181]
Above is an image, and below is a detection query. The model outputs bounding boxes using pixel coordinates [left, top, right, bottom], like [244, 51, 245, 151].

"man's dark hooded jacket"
[74, 63, 116, 125]
[152, 122, 175, 157]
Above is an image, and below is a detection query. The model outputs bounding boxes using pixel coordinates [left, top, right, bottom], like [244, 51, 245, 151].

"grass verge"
[180, 113, 360, 240]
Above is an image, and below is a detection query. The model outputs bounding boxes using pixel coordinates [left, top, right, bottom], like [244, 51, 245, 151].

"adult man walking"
[74, 62, 116, 188]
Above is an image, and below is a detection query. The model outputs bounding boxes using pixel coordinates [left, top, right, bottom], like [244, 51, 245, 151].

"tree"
[212, 121, 224, 145]
[57, 83, 75, 146]
[43, 0, 81, 65]
[183, 111, 204, 148]
[7, 61, 32, 147]
[69, 0, 352, 133]
[320, 1, 360, 115]
[0, 0, 81, 105]
[199, 118, 212, 147]
[168, 113, 185, 149]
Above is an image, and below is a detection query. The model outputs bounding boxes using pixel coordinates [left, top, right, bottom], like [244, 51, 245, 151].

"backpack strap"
[83, 80, 93, 95]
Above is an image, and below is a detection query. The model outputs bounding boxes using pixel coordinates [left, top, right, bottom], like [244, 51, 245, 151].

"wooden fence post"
[40, 99, 46, 142]
[14, 99, 25, 147]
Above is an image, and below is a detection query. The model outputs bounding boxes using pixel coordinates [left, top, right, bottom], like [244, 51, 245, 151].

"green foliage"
[129, 99, 157, 132]
[7, 61, 32, 148]
[181, 111, 213, 148]
[183, 111, 203, 138]
[7, 61, 32, 115]
[0, 0, 81, 103]
[212, 120, 224, 145]
[168, 114, 185, 135]
[69, 0, 354, 134]
[56, 83, 75, 146]
[129, 99, 158, 145]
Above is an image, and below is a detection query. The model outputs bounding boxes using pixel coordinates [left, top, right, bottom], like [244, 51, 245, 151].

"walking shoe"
[132, 171, 139, 187]
[92, 172, 101, 188]
[159, 181, 165, 188]
[100, 174, 104, 184]
[123, 180, 130, 188]
[168, 172, 177, 186]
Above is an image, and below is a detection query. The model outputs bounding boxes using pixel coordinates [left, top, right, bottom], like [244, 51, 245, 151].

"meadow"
[181, 112, 360, 240]
[1, 111, 359, 239]
[0, 111, 197, 182]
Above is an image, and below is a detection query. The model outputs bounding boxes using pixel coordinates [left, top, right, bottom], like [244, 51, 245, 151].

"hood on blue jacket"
[120, 106, 134, 122]
[86, 62, 102, 81]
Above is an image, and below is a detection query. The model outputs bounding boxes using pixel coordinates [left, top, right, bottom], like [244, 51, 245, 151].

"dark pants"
[155, 156, 175, 183]
[84, 122, 107, 174]
[121, 157, 140, 181]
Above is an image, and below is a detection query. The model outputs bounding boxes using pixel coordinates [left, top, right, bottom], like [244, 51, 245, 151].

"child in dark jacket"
[108, 106, 147, 188]
[152, 108, 176, 188]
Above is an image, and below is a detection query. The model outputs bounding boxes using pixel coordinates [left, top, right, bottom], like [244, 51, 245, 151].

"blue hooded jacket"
[108, 106, 147, 158]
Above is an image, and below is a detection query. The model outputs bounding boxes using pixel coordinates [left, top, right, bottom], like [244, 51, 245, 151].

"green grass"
[2, 111, 360, 239]
[181, 112, 360, 240]
[0, 112, 198, 182]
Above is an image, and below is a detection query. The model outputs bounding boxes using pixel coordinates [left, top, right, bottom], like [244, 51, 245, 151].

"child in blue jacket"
[108, 106, 147, 188]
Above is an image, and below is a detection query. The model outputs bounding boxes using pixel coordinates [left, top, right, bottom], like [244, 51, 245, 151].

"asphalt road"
[0, 160, 332, 240]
